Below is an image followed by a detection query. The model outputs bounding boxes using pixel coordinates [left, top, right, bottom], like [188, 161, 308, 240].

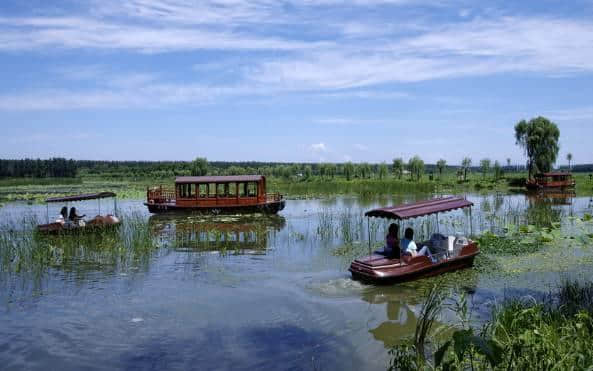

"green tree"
[304, 165, 312, 180]
[327, 163, 337, 178]
[493, 160, 503, 180]
[392, 158, 404, 179]
[480, 158, 491, 178]
[191, 157, 208, 176]
[344, 162, 354, 181]
[461, 157, 472, 181]
[567, 153, 573, 170]
[515, 116, 560, 179]
[408, 156, 424, 181]
[359, 162, 371, 179]
[378, 162, 388, 179]
[436, 159, 447, 179]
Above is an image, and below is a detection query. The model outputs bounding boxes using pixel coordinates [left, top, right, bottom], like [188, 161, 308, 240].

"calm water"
[1, 193, 593, 370]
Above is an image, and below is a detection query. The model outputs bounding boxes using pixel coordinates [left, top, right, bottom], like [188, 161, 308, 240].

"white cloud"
[309, 142, 328, 152]
[354, 143, 369, 151]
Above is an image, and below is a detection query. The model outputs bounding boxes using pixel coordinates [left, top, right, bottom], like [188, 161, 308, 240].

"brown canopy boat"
[145, 175, 285, 214]
[349, 196, 479, 284]
[526, 172, 575, 190]
[37, 192, 121, 234]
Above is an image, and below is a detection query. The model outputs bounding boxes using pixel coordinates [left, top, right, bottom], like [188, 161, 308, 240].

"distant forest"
[0, 158, 591, 178]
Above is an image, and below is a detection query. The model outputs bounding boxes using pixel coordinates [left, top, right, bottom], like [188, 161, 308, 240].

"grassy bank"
[1, 171, 592, 203]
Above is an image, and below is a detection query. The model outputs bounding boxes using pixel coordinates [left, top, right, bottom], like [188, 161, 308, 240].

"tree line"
[0, 158, 77, 178]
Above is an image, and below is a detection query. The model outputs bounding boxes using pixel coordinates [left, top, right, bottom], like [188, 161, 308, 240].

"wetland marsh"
[1, 188, 593, 370]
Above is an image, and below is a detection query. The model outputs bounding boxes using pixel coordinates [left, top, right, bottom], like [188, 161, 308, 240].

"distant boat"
[145, 175, 285, 214]
[526, 172, 575, 190]
[37, 192, 121, 234]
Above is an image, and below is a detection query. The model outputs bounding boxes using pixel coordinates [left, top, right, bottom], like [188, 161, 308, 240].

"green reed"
[389, 279, 593, 370]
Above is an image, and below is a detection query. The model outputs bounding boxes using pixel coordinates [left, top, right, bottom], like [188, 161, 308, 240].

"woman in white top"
[401, 228, 435, 262]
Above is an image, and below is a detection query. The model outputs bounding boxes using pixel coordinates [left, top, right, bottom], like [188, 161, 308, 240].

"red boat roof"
[175, 175, 264, 184]
[365, 196, 473, 220]
[536, 172, 572, 177]
[46, 192, 116, 203]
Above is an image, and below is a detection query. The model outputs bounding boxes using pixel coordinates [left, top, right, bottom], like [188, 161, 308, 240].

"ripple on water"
[306, 277, 367, 298]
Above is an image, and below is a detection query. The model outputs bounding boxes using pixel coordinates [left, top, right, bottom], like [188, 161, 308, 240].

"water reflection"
[363, 287, 422, 348]
[149, 214, 286, 253]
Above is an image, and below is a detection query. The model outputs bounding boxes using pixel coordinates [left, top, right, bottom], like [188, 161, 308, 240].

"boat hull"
[144, 200, 286, 214]
[349, 243, 479, 284]
[36, 221, 121, 235]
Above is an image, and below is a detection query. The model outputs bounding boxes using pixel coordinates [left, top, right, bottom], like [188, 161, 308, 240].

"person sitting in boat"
[401, 228, 435, 262]
[380, 223, 400, 259]
[68, 207, 86, 227]
[56, 206, 68, 224]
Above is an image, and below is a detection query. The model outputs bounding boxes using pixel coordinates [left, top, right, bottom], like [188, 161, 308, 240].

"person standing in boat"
[381, 223, 400, 258]
[401, 228, 434, 261]
[56, 206, 68, 224]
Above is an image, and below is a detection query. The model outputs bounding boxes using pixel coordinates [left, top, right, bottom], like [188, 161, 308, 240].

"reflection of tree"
[525, 193, 573, 227]
[149, 214, 286, 253]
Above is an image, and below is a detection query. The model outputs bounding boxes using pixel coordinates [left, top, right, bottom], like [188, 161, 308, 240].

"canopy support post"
[114, 197, 118, 217]
[469, 206, 473, 237]
[367, 217, 372, 257]
[98, 198, 101, 215]
[436, 213, 439, 233]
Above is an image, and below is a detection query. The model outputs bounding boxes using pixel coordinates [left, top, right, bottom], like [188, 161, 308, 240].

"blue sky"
[1, 0, 592, 165]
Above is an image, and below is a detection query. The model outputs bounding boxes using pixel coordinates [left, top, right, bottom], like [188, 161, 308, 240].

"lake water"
[1, 192, 593, 370]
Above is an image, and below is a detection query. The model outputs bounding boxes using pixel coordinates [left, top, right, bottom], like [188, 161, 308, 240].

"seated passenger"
[68, 207, 86, 227]
[380, 223, 400, 259]
[401, 228, 435, 262]
[56, 206, 68, 224]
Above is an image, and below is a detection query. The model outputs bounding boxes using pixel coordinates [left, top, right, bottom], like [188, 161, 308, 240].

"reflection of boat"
[526, 190, 576, 206]
[36, 192, 121, 235]
[149, 214, 286, 251]
[145, 175, 285, 214]
[361, 287, 428, 348]
[526, 172, 575, 190]
[349, 197, 479, 284]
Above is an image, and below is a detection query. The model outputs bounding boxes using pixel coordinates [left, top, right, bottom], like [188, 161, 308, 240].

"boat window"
[217, 183, 227, 197]
[238, 182, 247, 197]
[228, 182, 237, 196]
[247, 182, 258, 197]
[208, 183, 216, 197]
[188, 184, 195, 198]
[199, 184, 207, 197]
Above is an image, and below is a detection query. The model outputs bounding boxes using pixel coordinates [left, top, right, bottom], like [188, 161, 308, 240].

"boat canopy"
[45, 192, 117, 203]
[364, 196, 473, 220]
[175, 175, 263, 184]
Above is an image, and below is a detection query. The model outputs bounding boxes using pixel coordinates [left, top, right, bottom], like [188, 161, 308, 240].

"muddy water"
[1, 193, 592, 370]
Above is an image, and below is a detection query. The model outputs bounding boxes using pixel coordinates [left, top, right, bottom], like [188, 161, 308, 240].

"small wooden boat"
[526, 172, 575, 190]
[349, 197, 479, 284]
[145, 175, 285, 214]
[37, 192, 121, 235]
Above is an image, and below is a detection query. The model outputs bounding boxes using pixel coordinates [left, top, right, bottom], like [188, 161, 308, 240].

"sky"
[1, 0, 592, 165]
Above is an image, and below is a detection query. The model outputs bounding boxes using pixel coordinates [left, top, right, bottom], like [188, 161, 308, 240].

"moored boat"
[526, 172, 575, 190]
[145, 175, 285, 214]
[349, 196, 479, 284]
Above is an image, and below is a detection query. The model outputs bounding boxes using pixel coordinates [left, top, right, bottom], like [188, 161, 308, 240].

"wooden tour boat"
[526, 172, 575, 190]
[37, 192, 121, 235]
[145, 175, 285, 214]
[349, 196, 479, 284]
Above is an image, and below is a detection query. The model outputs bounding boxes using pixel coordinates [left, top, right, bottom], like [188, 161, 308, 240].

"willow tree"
[514, 117, 560, 179]
[191, 157, 208, 176]
[436, 159, 447, 179]
[461, 157, 472, 181]
[408, 156, 424, 181]
[392, 158, 404, 179]
[567, 153, 573, 170]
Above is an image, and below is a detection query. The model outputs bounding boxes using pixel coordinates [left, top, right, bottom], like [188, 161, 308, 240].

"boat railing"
[147, 187, 176, 204]
[266, 193, 283, 202]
